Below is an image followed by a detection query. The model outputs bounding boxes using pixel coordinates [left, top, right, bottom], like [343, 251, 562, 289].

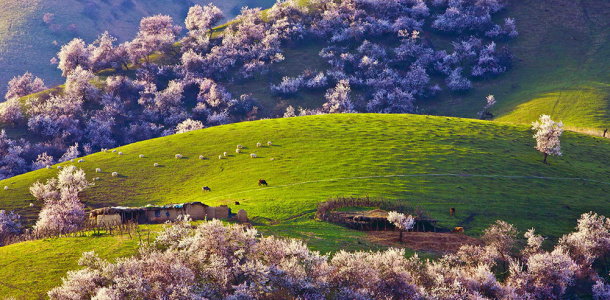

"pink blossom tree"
[57, 38, 91, 77]
[5, 72, 47, 100]
[31, 165, 91, 235]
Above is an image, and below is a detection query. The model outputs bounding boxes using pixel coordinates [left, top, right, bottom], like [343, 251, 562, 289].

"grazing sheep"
[118, 152, 124, 156]
[112, 172, 118, 177]
[78, 159, 84, 163]
[236, 149, 241, 153]
[102, 148, 108, 152]
[270, 158, 275, 161]
[267, 141, 272, 146]
[95, 168, 101, 173]
[256, 142, 261, 147]
[29, 203, 34, 207]
[112, 150, 116, 153]
[218, 155, 222, 160]
[4, 186, 8, 190]
[46, 165, 52, 169]
[199, 155, 204, 160]
[250, 153, 257, 158]
[154, 163, 159, 167]
[175, 154, 182, 159]
[57, 166, 62, 170]
[202, 186, 211, 192]
[70, 159, 74, 162]
[139, 154, 144, 158]
[258, 179, 268, 186]
[223, 152, 227, 157]
[237, 145, 243, 149]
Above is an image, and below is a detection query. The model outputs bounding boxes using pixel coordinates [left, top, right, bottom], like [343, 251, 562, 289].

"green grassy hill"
[1, 113, 610, 298]
[0, 0, 275, 98]
[2, 114, 609, 236]
[422, 0, 610, 133]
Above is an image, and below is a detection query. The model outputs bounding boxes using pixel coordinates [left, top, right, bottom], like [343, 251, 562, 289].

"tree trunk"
[543, 153, 548, 164]
[399, 230, 403, 243]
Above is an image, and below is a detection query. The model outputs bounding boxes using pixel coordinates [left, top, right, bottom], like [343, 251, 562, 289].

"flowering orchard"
[49, 212, 610, 299]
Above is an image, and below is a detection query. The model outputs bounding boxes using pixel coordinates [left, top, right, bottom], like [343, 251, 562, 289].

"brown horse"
[258, 179, 268, 186]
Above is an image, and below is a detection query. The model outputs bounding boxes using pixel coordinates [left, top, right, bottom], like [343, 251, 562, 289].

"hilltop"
[0, 0, 275, 97]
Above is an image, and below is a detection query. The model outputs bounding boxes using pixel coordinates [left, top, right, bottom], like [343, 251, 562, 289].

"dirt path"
[365, 231, 483, 253]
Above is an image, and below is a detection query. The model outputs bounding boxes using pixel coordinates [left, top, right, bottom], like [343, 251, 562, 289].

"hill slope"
[2, 114, 609, 238]
[423, 0, 610, 132]
[0, 0, 275, 98]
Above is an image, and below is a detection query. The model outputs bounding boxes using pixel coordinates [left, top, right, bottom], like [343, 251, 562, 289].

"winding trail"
[206, 173, 610, 201]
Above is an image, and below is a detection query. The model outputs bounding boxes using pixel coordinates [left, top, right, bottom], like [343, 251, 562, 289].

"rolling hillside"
[2, 114, 609, 237]
[1, 113, 610, 298]
[0, 0, 275, 98]
[422, 0, 610, 133]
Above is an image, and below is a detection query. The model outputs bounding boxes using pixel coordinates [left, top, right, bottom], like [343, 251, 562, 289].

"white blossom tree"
[387, 211, 415, 243]
[532, 114, 564, 164]
[57, 38, 91, 77]
[0, 210, 21, 244]
[175, 118, 204, 134]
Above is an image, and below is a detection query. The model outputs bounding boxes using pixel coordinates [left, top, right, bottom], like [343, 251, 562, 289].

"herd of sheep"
[2, 141, 274, 192]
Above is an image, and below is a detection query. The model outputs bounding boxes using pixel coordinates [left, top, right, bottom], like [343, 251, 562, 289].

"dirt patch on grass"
[364, 231, 483, 253]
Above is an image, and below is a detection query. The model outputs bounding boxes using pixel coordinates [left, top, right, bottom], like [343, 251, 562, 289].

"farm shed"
[88, 202, 232, 224]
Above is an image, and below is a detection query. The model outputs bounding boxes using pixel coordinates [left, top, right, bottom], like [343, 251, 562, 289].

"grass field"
[421, 0, 610, 132]
[2, 114, 609, 237]
[1, 113, 610, 298]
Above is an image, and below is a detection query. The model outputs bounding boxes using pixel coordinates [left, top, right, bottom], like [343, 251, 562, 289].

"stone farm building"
[89, 202, 230, 226]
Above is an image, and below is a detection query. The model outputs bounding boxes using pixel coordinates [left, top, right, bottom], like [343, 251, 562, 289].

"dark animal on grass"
[235, 201, 240, 205]
[258, 179, 268, 187]
[450, 207, 455, 215]
[202, 186, 211, 192]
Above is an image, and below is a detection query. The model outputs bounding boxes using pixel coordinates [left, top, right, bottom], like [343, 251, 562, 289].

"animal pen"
[316, 197, 437, 232]
[88, 202, 231, 226]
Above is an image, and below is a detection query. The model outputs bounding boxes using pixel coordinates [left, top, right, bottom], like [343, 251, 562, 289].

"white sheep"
[3, 186, 8, 190]
[250, 153, 257, 158]
[102, 148, 108, 153]
[139, 154, 144, 158]
[112, 149, 116, 153]
[112, 172, 118, 177]
[270, 158, 275, 161]
[46, 165, 52, 169]
[78, 159, 84, 163]
[175, 154, 183, 159]
[118, 152, 124, 156]
[219, 155, 222, 160]
[29, 203, 34, 207]
[256, 142, 261, 148]
[154, 163, 159, 167]
[96, 177, 101, 181]
[236, 149, 241, 153]
[95, 168, 102, 173]
[199, 155, 204, 160]
[267, 141, 272, 146]
[237, 145, 243, 149]
[70, 159, 74, 162]
[223, 152, 227, 157]
[57, 166, 62, 170]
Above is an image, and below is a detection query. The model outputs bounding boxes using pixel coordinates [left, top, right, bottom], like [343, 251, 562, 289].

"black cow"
[258, 179, 268, 187]
[202, 186, 211, 192]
